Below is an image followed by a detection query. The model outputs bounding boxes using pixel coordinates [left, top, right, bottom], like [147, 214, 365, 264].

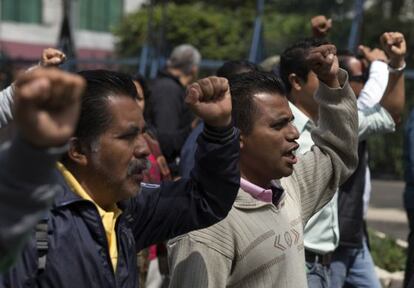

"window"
[79, 0, 123, 32]
[1, 0, 42, 24]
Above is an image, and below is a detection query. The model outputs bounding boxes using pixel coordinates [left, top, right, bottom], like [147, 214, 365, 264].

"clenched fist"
[40, 48, 66, 67]
[311, 15, 332, 38]
[14, 68, 85, 148]
[185, 77, 232, 127]
[306, 44, 340, 88]
[380, 32, 406, 69]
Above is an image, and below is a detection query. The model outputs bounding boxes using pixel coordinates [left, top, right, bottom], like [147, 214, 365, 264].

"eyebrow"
[118, 124, 145, 136]
[271, 115, 295, 124]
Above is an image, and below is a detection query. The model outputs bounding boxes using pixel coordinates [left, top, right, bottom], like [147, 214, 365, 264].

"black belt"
[305, 250, 332, 267]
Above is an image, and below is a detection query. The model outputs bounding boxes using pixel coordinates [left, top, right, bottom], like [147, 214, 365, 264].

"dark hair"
[279, 38, 327, 93]
[337, 51, 368, 82]
[216, 60, 259, 79]
[131, 72, 151, 119]
[75, 70, 138, 144]
[229, 71, 286, 135]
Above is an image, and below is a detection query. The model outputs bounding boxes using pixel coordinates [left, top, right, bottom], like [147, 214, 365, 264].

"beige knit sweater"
[167, 70, 358, 288]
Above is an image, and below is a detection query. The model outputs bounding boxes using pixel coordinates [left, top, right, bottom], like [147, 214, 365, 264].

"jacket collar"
[157, 70, 183, 87]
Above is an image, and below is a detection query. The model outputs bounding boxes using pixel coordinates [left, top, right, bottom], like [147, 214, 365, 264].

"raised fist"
[14, 68, 85, 148]
[306, 44, 340, 88]
[40, 48, 66, 67]
[311, 15, 332, 38]
[185, 77, 232, 127]
[380, 32, 406, 69]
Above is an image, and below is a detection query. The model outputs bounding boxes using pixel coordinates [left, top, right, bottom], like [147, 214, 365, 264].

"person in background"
[0, 48, 66, 129]
[279, 31, 405, 288]
[147, 44, 201, 177]
[179, 60, 259, 178]
[403, 108, 414, 287]
[132, 73, 171, 288]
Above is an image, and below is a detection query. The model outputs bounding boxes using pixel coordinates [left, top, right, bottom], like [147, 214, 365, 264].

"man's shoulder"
[169, 207, 242, 258]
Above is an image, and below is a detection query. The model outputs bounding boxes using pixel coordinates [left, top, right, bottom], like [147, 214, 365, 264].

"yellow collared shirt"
[57, 163, 122, 271]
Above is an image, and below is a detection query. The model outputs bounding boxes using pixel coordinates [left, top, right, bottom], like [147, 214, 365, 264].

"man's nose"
[287, 123, 299, 141]
[133, 134, 150, 158]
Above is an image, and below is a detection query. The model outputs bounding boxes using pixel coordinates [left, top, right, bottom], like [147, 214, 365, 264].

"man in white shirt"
[279, 32, 406, 288]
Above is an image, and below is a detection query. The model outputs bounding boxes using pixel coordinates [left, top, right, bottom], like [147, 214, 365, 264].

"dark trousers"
[405, 210, 414, 288]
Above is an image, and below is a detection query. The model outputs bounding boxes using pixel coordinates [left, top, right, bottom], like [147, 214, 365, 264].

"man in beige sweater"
[168, 44, 358, 288]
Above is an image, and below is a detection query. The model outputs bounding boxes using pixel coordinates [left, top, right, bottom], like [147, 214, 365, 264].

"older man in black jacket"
[0, 70, 239, 288]
[147, 44, 201, 176]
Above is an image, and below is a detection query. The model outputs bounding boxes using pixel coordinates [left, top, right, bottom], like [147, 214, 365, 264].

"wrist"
[204, 116, 232, 128]
[319, 75, 340, 88]
[389, 58, 405, 69]
[388, 60, 406, 73]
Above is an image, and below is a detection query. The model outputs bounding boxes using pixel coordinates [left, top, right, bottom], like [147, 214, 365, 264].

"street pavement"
[367, 179, 409, 242]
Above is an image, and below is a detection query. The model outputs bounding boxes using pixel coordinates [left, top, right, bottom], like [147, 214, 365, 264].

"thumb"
[185, 85, 200, 106]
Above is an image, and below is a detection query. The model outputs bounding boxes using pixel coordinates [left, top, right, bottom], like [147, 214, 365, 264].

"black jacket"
[147, 71, 193, 174]
[338, 141, 368, 248]
[0, 126, 240, 288]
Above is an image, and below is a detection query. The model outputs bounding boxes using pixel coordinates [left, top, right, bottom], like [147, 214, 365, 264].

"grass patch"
[369, 229, 407, 272]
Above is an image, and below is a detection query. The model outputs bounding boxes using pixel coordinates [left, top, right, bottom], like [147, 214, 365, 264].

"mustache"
[127, 159, 151, 176]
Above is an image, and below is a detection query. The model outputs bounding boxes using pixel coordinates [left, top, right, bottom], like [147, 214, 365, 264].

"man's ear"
[67, 138, 88, 166]
[288, 73, 302, 91]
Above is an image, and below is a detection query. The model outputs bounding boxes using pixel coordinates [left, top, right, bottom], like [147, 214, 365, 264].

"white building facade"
[0, 0, 146, 60]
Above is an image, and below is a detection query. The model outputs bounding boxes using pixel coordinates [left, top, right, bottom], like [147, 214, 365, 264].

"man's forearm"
[0, 137, 63, 270]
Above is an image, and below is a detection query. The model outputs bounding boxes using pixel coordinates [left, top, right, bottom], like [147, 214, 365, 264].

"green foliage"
[369, 229, 406, 272]
[114, 3, 254, 60]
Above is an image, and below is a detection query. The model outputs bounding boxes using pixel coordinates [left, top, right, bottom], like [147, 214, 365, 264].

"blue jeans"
[306, 260, 330, 288]
[330, 240, 381, 288]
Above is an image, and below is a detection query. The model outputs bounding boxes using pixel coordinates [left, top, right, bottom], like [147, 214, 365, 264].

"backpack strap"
[35, 213, 49, 274]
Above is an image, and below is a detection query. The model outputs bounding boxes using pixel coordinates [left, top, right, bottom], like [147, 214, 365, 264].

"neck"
[66, 163, 115, 211]
[241, 170, 271, 189]
[167, 68, 192, 86]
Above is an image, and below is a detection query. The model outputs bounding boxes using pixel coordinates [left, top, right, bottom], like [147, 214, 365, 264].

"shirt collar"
[240, 178, 285, 205]
[240, 178, 273, 202]
[289, 101, 314, 133]
[56, 162, 121, 218]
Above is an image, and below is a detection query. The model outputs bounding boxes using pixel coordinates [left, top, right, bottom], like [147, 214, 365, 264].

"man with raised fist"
[0, 70, 240, 288]
[167, 44, 358, 288]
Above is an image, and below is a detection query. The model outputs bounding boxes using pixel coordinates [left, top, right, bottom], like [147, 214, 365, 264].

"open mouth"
[283, 144, 299, 164]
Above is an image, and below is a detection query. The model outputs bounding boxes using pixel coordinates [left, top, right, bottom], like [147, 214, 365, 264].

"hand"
[311, 15, 332, 38]
[40, 48, 66, 67]
[185, 77, 232, 127]
[14, 68, 85, 148]
[358, 45, 388, 63]
[306, 44, 340, 88]
[380, 32, 406, 68]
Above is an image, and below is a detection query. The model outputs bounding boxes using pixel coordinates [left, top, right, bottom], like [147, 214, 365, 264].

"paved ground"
[367, 179, 409, 242]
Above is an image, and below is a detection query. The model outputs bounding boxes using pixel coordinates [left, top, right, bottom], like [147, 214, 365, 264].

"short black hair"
[216, 60, 259, 79]
[279, 38, 327, 93]
[75, 70, 138, 145]
[230, 71, 286, 135]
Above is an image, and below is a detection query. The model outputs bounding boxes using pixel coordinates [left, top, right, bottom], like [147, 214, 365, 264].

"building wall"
[0, 0, 147, 59]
